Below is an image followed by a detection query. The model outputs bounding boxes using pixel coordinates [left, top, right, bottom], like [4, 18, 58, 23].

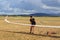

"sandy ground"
[0, 16, 60, 40]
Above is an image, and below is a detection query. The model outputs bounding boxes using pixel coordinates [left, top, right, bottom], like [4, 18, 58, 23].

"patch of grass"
[8, 16, 60, 26]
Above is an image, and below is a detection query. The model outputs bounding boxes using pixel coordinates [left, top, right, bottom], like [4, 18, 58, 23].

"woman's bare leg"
[30, 26, 35, 33]
[30, 26, 32, 33]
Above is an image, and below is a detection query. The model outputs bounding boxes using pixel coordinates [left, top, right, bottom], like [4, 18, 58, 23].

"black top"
[30, 18, 36, 25]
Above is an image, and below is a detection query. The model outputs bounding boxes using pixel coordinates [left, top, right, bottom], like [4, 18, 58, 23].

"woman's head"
[30, 16, 33, 18]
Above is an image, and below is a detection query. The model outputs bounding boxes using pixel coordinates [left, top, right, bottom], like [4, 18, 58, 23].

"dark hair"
[30, 16, 32, 17]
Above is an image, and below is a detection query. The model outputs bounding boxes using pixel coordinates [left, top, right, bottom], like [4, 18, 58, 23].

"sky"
[0, 0, 60, 15]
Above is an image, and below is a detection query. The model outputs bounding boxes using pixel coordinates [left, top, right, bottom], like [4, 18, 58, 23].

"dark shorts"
[31, 23, 36, 25]
[31, 22, 36, 25]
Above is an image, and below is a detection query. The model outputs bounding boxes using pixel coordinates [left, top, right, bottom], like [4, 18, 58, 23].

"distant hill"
[15, 13, 60, 17]
[0, 13, 60, 17]
[29, 13, 60, 16]
[29, 13, 52, 16]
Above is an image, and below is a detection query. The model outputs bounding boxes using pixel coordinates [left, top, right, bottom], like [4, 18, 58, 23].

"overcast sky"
[0, 0, 60, 15]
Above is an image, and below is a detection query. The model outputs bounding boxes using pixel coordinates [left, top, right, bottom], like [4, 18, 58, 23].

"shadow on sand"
[0, 30, 60, 38]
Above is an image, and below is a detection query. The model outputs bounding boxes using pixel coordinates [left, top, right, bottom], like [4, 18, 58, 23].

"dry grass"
[0, 16, 60, 40]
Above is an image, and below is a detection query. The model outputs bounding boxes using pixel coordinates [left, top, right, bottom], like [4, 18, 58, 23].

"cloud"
[0, 0, 60, 15]
[40, 0, 60, 14]
[25, 0, 60, 13]
[57, 0, 60, 3]
[0, 0, 37, 15]
[41, 0, 60, 10]
[39, 0, 60, 13]
[42, 4, 60, 10]
[0, 0, 13, 11]
[29, 0, 60, 11]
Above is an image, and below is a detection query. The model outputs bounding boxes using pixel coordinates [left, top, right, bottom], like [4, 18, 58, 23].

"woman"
[30, 16, 36, 34]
